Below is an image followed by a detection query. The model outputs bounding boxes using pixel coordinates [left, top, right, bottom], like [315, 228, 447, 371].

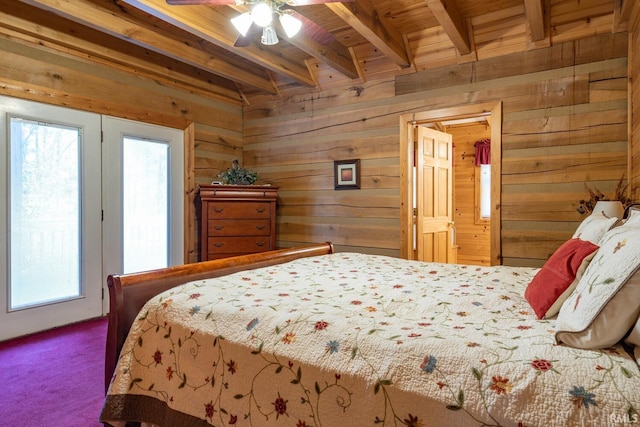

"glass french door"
[0, 97, 184, 341]
[0, 97, 102, 340]
[101, 116, 184, 299]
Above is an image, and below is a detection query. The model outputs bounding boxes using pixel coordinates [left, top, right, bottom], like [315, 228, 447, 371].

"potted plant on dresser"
[217, 159, 258, 185]
[198, 159, 278, 261]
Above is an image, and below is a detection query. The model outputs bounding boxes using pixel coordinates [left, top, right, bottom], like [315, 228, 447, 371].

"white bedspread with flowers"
[101, 252, 640, 427]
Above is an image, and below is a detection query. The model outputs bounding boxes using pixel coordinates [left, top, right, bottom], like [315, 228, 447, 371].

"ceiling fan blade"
[286, 0, 354, 4]
[234, 34, 252, 47]
[234, 24, 257, 47]
[166, 0, 236, 5]
[166, 0, 354, 5]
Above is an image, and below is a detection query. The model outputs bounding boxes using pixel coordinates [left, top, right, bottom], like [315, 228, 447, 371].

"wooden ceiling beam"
[274, 13, 359, 80]
[326, 0, 411, 69]
[0, 2, 243, 103]
[524, 0, 545, 41]
[18, 0, 279, 94]
[123, 0, 317, 88]
[613, 0, 635, 32]
[619, 0, 635, 22]
[423, 0, 471, 56]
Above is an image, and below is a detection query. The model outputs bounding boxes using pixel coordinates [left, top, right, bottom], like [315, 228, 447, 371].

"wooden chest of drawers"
[198, 185, 278, 260]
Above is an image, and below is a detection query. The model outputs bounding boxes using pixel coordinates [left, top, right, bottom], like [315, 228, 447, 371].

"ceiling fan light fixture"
[231, 12, 253, 37]
[279, 12, 302, 38]
[261, 24, 279, 45]
[251, 2, 273, 27]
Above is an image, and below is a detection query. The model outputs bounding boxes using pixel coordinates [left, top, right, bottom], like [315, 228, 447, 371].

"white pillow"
[623, 207, 640, 227]
[556, 224, 640, 349]
[620, 209, 640, 357]
[572, 212, 618, 244]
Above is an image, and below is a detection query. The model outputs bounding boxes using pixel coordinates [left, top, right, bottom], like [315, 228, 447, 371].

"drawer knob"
[255, 241, 265, 247]
[213, 242, 224, 248]
[256, 225, 266, 230]
[214, 207, 224, 213]
[256, 207, 266, 213]
[214, 225, 224, 230]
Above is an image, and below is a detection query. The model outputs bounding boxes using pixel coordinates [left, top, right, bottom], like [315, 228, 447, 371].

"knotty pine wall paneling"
[243, 76, 402, 257]
[243, 32, 629, 266]
[449, 122, 491, 266]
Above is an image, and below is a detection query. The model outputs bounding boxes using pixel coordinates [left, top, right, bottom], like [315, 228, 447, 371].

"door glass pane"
[9, 118, 81, 310]
[480, 164, 491, 218]
[123, 137, 169, 273]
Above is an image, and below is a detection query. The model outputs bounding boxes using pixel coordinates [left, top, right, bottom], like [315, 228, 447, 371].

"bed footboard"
[105, 242, 334, 392]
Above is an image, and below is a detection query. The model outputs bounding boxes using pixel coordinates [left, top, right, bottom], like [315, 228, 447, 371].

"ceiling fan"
[165, 0, 354, 46]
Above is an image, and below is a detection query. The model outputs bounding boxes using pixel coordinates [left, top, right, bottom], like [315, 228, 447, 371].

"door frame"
[400, 102, 502, 264]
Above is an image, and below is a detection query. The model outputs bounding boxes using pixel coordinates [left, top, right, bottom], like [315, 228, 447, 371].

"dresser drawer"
[207, 236, 271, 254]
[207, 219, 270, 236]
[206, 253, 252, 260]
[198, 185, 278, 261]
[207, 202, 270, 219]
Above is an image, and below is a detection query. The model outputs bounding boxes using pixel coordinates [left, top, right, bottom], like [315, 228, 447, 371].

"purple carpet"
[0, 317, 108, 427]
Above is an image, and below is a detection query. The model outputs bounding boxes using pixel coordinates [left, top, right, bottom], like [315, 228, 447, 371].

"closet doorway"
[400, 102, 502, 265]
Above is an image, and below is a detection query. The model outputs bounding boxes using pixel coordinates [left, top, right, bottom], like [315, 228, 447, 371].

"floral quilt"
[101, 253, 640, 427]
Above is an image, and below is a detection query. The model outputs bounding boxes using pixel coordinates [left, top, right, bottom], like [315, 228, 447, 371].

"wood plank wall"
[243, 32, 629, 266]
[0, 35, 243, 264]
[242, 78, 402, 257]
[2, 1, 638, 268]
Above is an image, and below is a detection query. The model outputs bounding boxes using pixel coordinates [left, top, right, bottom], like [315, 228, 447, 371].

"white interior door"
[101, 116, 184, 311]
[0, 96, 102, 340]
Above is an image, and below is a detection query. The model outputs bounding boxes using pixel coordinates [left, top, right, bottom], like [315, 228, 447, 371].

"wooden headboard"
[105, 242, 335, 392]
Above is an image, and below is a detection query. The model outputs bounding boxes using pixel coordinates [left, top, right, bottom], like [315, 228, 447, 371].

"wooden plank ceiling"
[2, 0, 634, 104]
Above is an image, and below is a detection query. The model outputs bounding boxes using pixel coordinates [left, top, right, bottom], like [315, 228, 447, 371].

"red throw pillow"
[525, 238, 599, 319]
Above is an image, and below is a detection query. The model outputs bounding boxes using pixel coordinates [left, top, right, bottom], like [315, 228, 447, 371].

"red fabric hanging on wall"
[474, 138, 491, 165]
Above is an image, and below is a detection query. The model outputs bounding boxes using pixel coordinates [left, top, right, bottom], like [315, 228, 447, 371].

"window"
[122, 137, 170, 273]
[475, 164, 491, 223]
[9, 118, 82, 309]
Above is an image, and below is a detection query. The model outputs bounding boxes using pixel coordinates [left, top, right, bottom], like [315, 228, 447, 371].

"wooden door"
[416, 126, 454, 263]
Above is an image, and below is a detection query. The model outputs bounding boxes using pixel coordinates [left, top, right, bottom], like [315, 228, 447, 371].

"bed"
[101, 211, 640, 427]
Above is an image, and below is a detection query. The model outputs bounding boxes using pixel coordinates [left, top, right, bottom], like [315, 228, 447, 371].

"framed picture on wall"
[334, 159, 360, 190]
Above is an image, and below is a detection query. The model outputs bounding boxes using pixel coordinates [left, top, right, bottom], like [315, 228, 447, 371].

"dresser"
[198, 185, 278, 260]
